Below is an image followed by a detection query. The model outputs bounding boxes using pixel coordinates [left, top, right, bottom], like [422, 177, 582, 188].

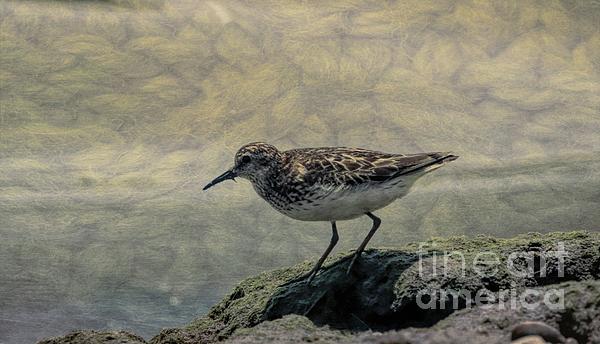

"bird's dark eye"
[241, 155, 251, 164]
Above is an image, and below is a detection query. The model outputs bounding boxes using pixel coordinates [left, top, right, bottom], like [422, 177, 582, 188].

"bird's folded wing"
[302, 151, 453, 187]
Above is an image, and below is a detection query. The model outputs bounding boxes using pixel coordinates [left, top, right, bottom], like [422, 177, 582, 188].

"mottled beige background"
[0, 0, 599, 343]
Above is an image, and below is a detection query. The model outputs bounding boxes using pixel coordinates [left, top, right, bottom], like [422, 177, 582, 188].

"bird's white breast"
[279, 178, 411, 221]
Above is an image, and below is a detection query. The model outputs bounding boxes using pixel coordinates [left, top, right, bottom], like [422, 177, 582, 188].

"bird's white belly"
[281, 181, 409, 221]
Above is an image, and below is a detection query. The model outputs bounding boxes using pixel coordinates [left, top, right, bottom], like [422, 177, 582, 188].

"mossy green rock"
[4, 0, 600, 342]
[148, 231, 599, 344]
[227, 280, 600, 343]
[38, 330, 146, 344]
[37, 278, 600, 343]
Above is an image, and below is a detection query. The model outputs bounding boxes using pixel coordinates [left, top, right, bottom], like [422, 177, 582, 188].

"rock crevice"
[39, 231, 600, 344]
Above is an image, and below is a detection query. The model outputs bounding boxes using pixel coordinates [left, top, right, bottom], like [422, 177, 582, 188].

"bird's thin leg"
[306, 221, 339, 284]
[347, 212, 381, 274]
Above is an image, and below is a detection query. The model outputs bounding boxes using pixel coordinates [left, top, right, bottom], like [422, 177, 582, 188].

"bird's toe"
[346, 256, 358, 275]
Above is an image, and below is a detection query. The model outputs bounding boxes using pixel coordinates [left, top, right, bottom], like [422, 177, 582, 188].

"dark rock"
[150, 231, 599, 343]
[38, 231, 600, 344]
[226, 279, 600, 344]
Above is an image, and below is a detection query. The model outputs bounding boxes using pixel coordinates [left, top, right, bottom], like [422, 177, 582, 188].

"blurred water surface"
[1, 0, 599, 343]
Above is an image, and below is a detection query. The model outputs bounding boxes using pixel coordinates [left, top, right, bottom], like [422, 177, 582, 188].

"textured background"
[1, 0, 599, 343]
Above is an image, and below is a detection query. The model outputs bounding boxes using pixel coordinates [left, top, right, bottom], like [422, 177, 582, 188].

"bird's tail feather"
[401, 152, 458, 175]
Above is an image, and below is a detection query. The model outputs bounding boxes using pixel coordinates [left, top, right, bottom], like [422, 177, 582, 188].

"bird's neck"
[250, 162, 289, 205]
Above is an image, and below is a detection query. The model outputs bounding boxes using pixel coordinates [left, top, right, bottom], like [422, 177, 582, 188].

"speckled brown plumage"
[282, 146, 455, 187]
[205, 142, 458, 283]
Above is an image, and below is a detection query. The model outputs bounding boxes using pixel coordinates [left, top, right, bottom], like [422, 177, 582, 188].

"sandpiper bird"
[204, 142, 458, 283]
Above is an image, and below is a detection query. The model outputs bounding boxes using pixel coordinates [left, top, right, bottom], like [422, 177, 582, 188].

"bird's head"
[203, 142, 281, 190]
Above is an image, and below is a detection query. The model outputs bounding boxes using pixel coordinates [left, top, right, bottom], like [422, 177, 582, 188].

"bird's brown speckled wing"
[283, 147, 455, 188]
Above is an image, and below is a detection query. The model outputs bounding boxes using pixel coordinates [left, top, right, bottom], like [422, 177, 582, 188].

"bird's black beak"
[203, 169, 237, 190]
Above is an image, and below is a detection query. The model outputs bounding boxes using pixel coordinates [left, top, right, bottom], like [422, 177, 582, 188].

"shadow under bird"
[204, 142, 458, 283]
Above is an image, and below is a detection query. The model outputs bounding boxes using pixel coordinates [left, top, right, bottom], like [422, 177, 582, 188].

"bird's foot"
[346, 253, 360, 275]
[305, 268, 320, 286]
[277, 269, 315, 288]
[306, 272, 316, 286]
